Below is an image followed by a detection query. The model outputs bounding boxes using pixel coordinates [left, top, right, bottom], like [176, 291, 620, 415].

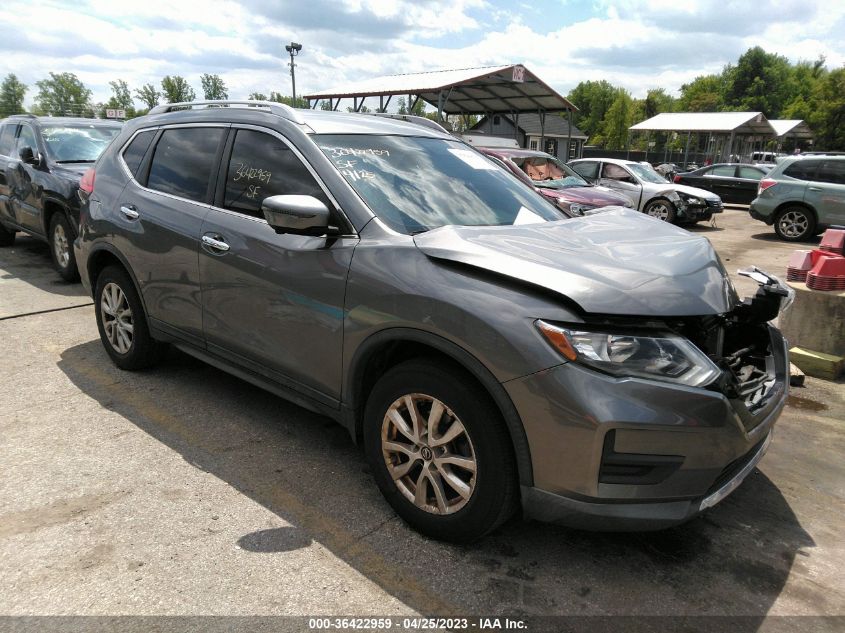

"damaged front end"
[670, 267, 792, 423]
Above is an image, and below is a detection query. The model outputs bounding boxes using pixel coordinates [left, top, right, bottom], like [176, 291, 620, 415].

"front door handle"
[120, 205, 139, 220]
[202, 234, 230, 252]
[808, 187, 822, 192]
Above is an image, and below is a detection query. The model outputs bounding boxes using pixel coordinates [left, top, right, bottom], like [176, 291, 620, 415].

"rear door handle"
[120, 205, 139, 220]
[808, 187, 822, 192]
[202, 234, 230, 252]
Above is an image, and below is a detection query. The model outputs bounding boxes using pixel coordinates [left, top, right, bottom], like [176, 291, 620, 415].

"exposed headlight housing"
[567, 202, 596, 216]
[677, 191, 703, 206]
[536, 320, 722, 388]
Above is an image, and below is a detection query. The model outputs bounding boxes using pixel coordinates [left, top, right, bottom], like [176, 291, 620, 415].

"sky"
[3, 0, 845, 109]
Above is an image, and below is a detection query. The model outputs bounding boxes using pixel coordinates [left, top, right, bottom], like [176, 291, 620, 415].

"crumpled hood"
[51, 163, 89, 179]
[674, 183, 720, 201]
[413, 208, 739, 317]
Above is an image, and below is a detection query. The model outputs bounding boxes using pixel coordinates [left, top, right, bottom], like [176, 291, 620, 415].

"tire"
[363, 359, 518, 543]
[49, 213, 80, 282]
[774, 206, 816, 242]
[0, 222, 15, 247]
[643, 198, 677, 223]
[94, 265, 165, 370]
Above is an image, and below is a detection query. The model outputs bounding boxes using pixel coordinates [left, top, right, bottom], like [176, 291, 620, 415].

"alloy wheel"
[100, 282, 134, 354]
[778, 210, 809, 238]
[646, 202, 671, 221]
[381, 393, 477, 515]
[53, 223, 70, 269]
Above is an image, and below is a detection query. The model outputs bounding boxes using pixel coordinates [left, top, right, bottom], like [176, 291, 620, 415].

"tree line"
[2, 46, 841, 149]
[565, 46, 845, 151]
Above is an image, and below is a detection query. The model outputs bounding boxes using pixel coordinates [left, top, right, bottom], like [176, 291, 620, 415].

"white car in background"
[568, 157, 724, 224]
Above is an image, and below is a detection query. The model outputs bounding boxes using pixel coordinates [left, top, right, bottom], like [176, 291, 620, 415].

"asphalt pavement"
[0, 208, 843, 630]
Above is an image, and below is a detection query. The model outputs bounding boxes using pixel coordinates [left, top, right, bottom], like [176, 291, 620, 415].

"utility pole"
[285, 42, 302, 106]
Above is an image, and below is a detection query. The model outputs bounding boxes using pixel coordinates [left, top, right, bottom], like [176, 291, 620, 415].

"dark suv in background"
[0, 115, 122, 280]
[75, 101, 789, 542]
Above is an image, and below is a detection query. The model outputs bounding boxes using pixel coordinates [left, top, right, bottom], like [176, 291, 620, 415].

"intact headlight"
[568, 202, 596, 216]
[536, 320, 721, 388]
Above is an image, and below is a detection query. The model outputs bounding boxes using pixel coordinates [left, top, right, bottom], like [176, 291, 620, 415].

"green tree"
[134, 83, 160, 109]
[248, 92, 267, 101]
[644, 88, 675, 118]
[100, 79, 136, 118]
[266, 92, 309, 108]
[201, 73, 228, 100]
[161, 75, 196, 103]
[396, 96, 425, 115]
[34, 72, 93, 117]
[677, 74, 726, 112]
[724, 47, 793, 116]
[600, 89, 634, 150]
[320, 99, 333, 111]
[566, 80, 617, 139]
[0, 74, 27, 117]
[806, 68, 845, 151]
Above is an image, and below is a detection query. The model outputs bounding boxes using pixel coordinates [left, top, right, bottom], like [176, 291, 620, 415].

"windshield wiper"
[55, 159, 96, 164]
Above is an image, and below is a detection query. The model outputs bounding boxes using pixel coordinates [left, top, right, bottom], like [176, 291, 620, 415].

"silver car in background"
[569, 157, 724, 224]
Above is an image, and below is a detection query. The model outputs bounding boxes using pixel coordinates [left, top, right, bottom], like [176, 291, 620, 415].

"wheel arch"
[86, 244, 148, 315]
[345, 327, 534, 487]
[42, 198, 72, 237]
[773, 200, 818, 223]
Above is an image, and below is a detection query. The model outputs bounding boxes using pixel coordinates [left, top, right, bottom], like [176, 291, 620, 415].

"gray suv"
[75, 101, 790, 542]
[750, 154, 845, 241]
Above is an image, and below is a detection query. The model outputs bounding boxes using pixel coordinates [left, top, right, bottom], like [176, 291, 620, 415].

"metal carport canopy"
[302, 64, 576, 114]
[769, 119, 813, 139]
[629, 112, 776, 135]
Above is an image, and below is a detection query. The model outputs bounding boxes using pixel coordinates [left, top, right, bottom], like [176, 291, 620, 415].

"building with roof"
[468, 113, 587, 161]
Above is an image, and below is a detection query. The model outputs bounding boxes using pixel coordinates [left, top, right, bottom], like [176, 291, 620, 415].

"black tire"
[0, 222, 15, 247]
[49, 213, 80, 282]
[774, 206, 816, 242]
[363, 359, 518, 543]
[94, 265, 165, 370]
[643, 198, 677, 223]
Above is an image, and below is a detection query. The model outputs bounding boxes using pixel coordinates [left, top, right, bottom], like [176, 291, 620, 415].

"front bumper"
[507, 325, 788, 530]
[681, 200, 723, 222]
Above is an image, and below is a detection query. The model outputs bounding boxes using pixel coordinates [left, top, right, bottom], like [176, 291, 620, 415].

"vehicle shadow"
[751, 232, 821, 245]
[57, 341, 816, 623]
[0, 234, 87, 298]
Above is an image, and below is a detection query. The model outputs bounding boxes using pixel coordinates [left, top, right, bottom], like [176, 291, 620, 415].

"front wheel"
[775, 207, 816, 241]
[94, 265, 165, 370]
[363, 359, 518, 542]
[643, 198, 677, 223]
[49, 214, 79, 281]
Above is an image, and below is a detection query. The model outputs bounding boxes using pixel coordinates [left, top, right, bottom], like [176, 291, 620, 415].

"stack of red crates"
[787, 229, 845, 291]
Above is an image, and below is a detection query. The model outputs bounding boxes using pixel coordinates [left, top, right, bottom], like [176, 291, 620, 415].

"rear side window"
[147, 127, 224, 202]
[0, 124, 14, 156]
[816, 160, 845, 185]
[710, 165, 735, 177]
[783, 160, 819, 181]
[223, 129, 331, 218]
[571, 161, 598, 180]
[122, 130, 156, 179]
[738, 166, 764, 179]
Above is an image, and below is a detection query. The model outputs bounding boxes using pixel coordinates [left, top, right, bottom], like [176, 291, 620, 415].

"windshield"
[316, 135, 564, 234]
[511, 155, 589, 188]
[627, 163, 670, 184]
[41, 125, 120, 162]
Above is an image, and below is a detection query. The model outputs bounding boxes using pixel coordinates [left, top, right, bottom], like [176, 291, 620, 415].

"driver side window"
[16, 125, 38, 156]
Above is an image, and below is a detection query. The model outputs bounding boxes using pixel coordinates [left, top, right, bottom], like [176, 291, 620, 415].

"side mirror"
[19, 146, 40, 166]
[261, 195, 337, 236]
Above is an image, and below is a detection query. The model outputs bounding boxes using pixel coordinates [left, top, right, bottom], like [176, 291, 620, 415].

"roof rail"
[147, 100, 307, 125]
[7, 113, 37, 119]
[362, 112, 451, 135]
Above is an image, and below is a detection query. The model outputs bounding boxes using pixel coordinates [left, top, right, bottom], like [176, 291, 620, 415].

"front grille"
[706, 437, 766, 495]
[706, 198, 722, 208]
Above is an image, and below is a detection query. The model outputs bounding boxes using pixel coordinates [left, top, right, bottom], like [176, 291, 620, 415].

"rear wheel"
[49, 213, 79, 281]
[0, 222, 15, 246]
[94, 265, 165, 370]
[363, 359, 518, 543]
[774, 206, 816, 241]
[643, 198, 677, 223]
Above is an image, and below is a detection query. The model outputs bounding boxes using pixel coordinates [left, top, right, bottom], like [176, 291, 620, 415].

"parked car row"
[1, 104, 792, 543]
